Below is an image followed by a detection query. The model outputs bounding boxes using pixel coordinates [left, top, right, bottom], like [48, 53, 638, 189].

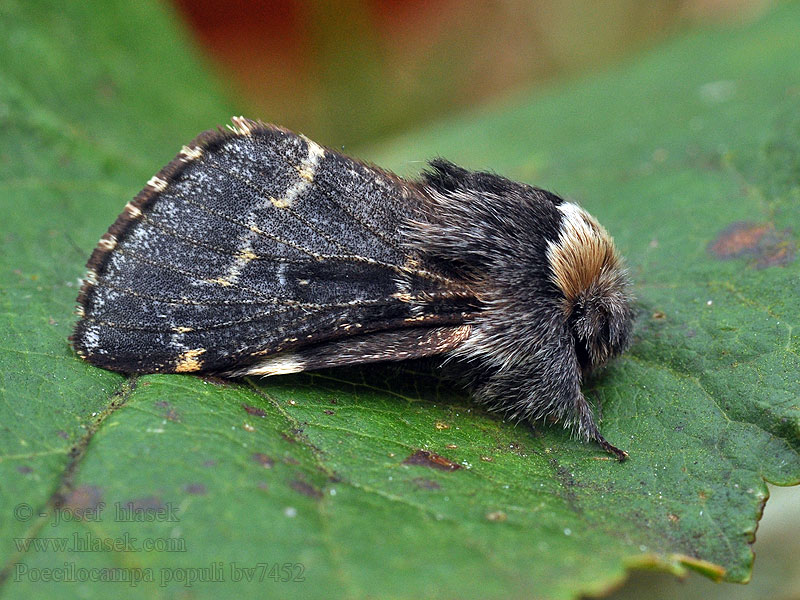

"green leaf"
[1, 1, 798, 599]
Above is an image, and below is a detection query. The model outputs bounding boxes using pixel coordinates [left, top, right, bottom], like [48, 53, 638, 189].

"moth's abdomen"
[72, 119, 472, 374]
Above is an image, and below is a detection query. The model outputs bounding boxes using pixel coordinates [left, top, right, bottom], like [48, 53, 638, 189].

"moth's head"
[547, 202, 634, 375]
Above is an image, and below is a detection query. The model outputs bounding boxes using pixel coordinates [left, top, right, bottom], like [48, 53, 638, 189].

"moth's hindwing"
[230, 325, 473, 377]
[71, 119, 478, 374]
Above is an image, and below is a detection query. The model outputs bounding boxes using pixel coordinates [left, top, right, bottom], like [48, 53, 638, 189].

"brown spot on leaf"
[708, 221, 795, 268]
[203, 459, 217, 468]
[289, 478, 322, 499]
[412, 477, 441, 490]
[56, 430, 69, 440]
[17, 465, 33, 474]
[652, 311, 666, 320]
[403, 450, 461, 471]
[709, 222, 769, 255]
[434, 421, 450, 430]
[242, 404, 267, 417]
[155, 400, 181, 422]
[58, 485, 103, 515]
[252, 453, 275, 468]
[96, 76, 117, 100]
[183, 483, 207, 495]
[323, 409, 334, 415]
[668, 513, 680, 523]
[486, 510, 507, 522]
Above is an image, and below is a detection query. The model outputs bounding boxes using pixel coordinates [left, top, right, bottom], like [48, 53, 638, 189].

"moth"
[71, 117, 634, 459]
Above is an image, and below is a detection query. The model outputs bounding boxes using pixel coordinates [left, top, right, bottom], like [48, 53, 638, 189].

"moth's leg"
[473, 355, 628, 460]
[573, 394, 628, 461]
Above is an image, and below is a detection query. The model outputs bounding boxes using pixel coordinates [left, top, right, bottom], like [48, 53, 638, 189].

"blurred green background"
[171, 0, 774, 148]
[162, 2, 797, 599]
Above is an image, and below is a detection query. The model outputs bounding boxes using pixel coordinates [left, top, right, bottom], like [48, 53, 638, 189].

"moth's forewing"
[71, 119, 477, 374]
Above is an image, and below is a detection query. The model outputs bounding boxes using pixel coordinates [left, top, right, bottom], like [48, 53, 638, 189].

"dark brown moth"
[71, 117, 634, 459]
